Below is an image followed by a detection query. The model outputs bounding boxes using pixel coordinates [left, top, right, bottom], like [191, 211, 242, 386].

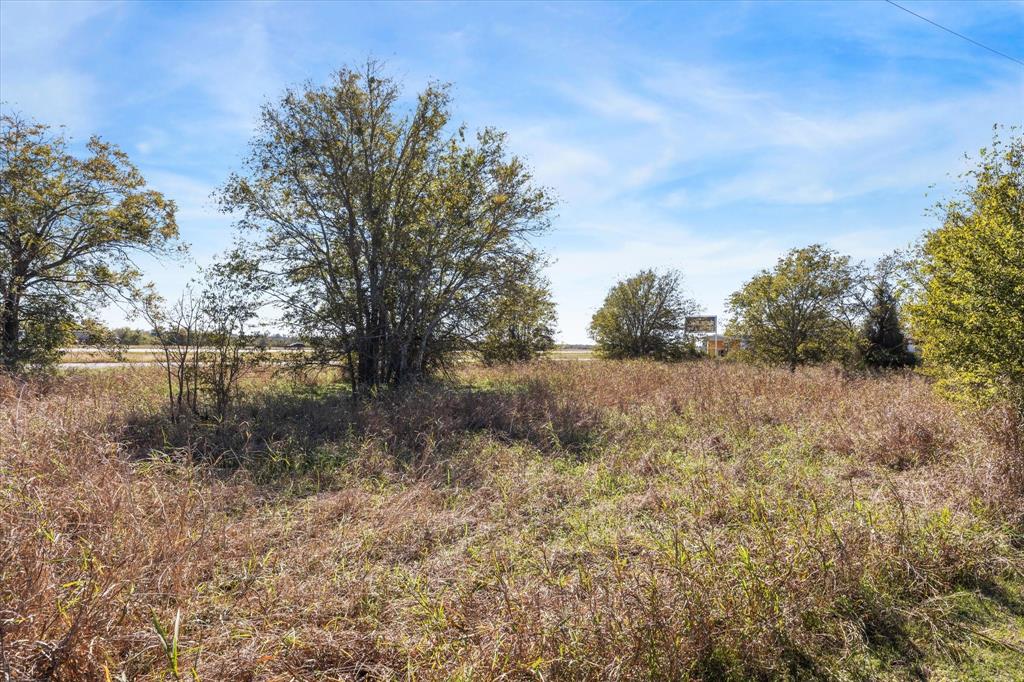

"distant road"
[56, 348, 295, 372]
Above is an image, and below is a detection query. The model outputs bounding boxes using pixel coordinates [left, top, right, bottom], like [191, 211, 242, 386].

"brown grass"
[2, 361, 1022, 680]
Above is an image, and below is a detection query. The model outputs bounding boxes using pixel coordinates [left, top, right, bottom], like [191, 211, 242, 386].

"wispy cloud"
[2, 0, 1021, 340]
[0, 1, 118, 131]
[155, 5, 280, 136]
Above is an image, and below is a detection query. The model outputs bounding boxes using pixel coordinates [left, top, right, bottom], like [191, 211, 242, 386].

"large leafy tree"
[478, 267, 557, 365]
[588, 269, 700, 361]
[0, 114, 178, 370]
[907, 128, 1023, 410]
[727, 244, 857, 371]
[220, 62, 555, 389]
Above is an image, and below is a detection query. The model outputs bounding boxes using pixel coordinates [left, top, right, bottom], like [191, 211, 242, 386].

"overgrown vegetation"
[1, 58, 1021, 681]
[137, 261, 266, 423]
[3, 361, 1023, 680]
[907, 127, 1023, 415]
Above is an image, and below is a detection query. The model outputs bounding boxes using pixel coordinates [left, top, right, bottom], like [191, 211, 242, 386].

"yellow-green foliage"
[478, 268, 557, 365]
[908, 128, 1024, 410]
[726, 244, 857, 370]
[589, 269, 700, 360]
[0, 114, 179, 371]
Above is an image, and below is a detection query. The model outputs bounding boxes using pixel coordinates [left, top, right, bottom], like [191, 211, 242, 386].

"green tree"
[857, 282, 917, 370]
[907, 128, 1023, 411]
[219, 62, 554, 391]
[478, 267, 557, 365]
[727, 244, 857, 371]
[855, 258, 917, 370]
[0, 114, 179, 371]
[588, 269, 700, 361]
[112, 327, 157, 345]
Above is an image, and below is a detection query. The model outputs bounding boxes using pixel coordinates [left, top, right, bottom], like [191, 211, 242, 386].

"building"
[702, 334, 745, 358]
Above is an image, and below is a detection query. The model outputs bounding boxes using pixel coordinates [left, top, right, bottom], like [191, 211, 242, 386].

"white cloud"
[155, 6, 281, 136]
[0, 1, 118, 131]
[507, 56, 1020, 340]
[512, 58, 1022, 217]
[0, 1, 114, 52]
[3, 1, 1021, 342]
[0, 70, 98, 132]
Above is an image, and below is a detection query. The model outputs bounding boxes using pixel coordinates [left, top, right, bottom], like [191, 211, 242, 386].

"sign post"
[685, 316, 717, 357]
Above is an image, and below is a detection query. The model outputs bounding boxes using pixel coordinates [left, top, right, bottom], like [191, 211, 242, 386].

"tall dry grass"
[1, 361, 1022, 680]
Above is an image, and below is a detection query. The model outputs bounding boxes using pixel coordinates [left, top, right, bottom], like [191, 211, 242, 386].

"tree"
[855, 257, 917, 370]
[478, 267, 557, 365]
[588, 269, 700, 361]
[906, 128, 1023, 411]
[136, 261, 265, 423]
[138, 284, 204, 423]
[111, 327, 157, 345]
[219, 62, 554, 391]
[196, 260, 267, 420]
[726, 245, 856, 371]
[0, 114, 178, 371]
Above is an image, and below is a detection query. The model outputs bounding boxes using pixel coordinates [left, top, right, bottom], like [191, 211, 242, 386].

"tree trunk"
[356, 336, 377, 388]
[1, 289, 20, 370]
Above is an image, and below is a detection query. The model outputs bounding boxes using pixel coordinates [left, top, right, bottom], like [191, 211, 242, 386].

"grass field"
[58, 348, 292, 365]
[2, 361, 1023, 680]
[58, 348, 166, 364]
[57, 346, 597, 365]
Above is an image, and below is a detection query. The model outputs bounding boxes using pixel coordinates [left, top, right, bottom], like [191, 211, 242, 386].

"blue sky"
[1, 1, 1021, 342]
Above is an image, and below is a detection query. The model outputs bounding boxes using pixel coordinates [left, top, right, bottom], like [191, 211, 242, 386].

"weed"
[1, 362, 1022, 679]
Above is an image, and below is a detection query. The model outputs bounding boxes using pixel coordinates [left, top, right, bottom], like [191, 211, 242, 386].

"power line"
[884, 0, 1024, 68]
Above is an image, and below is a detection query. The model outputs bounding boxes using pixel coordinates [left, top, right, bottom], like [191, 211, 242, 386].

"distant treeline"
[73, 328, 301, 348]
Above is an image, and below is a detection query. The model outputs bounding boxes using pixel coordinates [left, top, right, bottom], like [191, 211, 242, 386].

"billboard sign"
[685, 316, 717, 334]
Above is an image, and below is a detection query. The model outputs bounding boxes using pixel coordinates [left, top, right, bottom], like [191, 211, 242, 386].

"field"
[2, 361, 1023, 680]
[57, 348, 289, 366]
[56, 346, 597, 366]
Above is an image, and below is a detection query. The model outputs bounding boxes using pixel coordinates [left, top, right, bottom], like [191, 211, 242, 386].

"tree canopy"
[588, 269, 700, 361]
[726, 244, 856, 370]
[0, 114, 179, 370]
[907, 128, 1023, 410]
[478, 268, 557, 365]
[220, 62, 555, 389]
[854, 257, 916, 370]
